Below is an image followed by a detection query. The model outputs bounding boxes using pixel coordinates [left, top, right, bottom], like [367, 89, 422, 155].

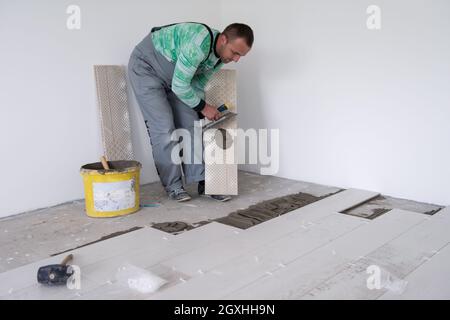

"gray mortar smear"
[152, 190, 343, 233]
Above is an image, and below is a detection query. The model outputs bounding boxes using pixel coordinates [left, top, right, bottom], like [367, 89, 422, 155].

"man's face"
[217, 35, 251, 64]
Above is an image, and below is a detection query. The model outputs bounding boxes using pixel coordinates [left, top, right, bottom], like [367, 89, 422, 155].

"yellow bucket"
[80, 160, 142, 218]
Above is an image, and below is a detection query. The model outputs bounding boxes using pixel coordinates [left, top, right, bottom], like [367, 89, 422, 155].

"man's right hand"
[201, 104, 221, 121]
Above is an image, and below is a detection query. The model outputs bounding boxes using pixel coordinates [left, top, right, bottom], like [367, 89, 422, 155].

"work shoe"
[168, 188, 191, 202]
[198, 181, 232, 202]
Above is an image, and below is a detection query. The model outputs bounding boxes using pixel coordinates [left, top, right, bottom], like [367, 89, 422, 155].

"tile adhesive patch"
[152, 190, 342, 234]
[341, 195, 444, 219]
[214, 191, 339, 229]
[51, 227, 143, 256]
[94, 65, 134, 161]
[204, 69, 238, 195]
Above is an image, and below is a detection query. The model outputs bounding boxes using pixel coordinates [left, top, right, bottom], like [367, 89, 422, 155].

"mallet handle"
[60, 254, 73, 266]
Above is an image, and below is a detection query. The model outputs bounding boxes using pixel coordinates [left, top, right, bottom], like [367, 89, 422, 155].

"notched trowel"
[202, 103, 237, 130]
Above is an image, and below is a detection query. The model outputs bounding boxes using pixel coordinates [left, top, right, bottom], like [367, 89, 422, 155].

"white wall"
[0, 0, 220, 217]
[221, 0, 450, 205]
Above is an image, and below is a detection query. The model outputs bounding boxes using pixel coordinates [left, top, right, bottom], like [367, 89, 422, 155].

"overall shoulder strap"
[151, 22, 213, 63]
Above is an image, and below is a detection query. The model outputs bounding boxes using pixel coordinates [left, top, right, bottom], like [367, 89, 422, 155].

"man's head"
[216, 23, 253, 64]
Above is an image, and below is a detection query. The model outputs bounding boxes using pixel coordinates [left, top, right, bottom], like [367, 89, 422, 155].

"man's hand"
[201, 104, 221, 121]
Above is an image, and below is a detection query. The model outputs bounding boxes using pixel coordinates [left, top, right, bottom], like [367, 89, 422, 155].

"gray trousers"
[128, 32, 204, 193]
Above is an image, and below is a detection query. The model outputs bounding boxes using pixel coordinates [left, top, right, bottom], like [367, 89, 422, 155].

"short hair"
[222, 23, 254, 47]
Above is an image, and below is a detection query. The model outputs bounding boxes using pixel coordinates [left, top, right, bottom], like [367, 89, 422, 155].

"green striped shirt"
[151, 23, 224, 110]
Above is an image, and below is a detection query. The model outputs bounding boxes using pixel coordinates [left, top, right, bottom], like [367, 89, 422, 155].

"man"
[128, 22, 253, 202]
